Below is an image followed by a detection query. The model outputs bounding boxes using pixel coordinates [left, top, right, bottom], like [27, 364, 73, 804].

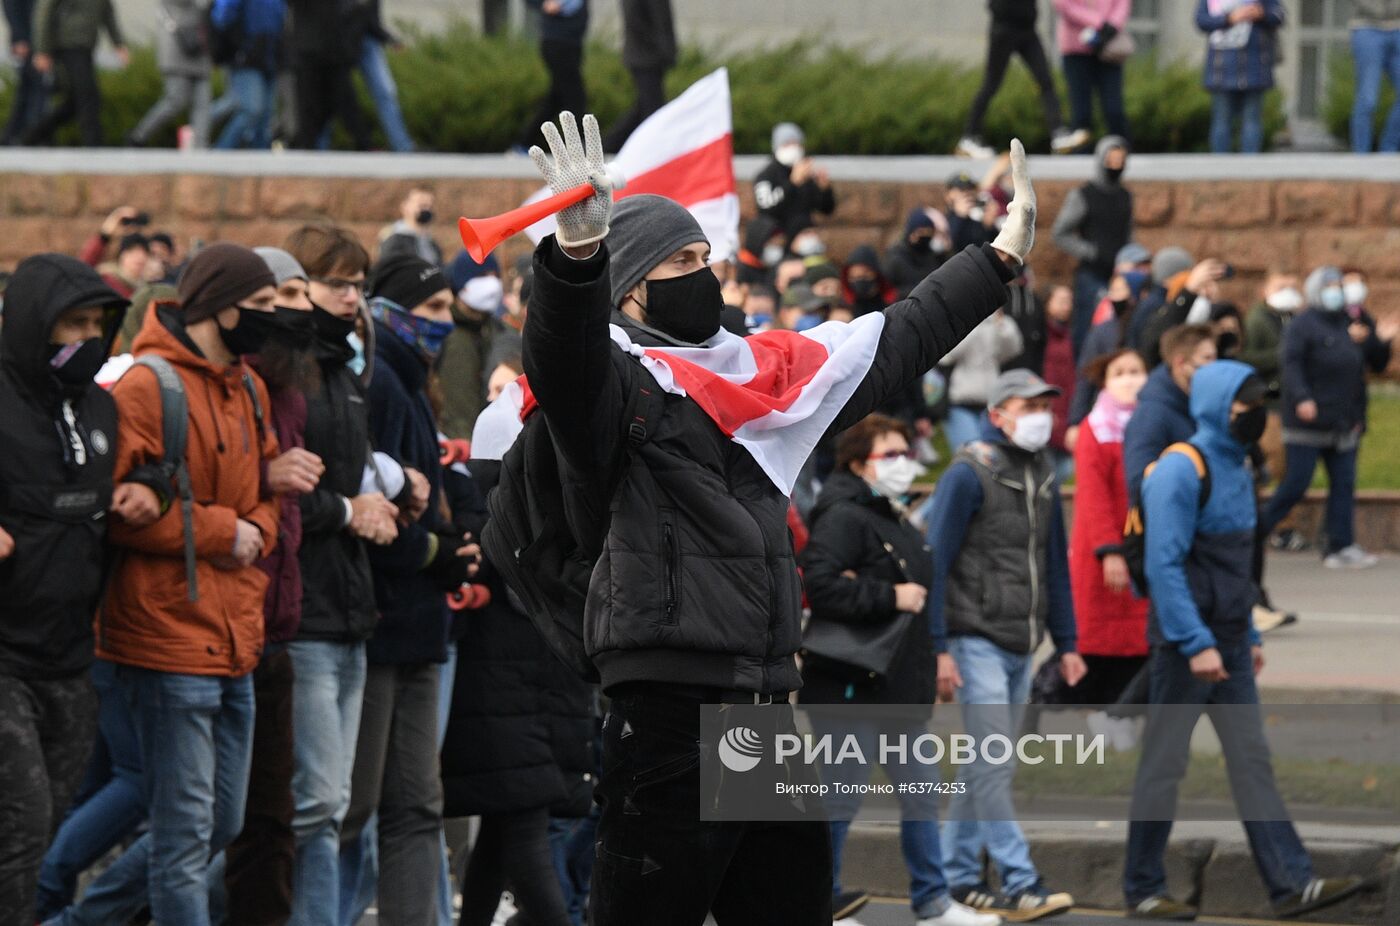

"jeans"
[35, 660, 146, 920]
[589, 688, 832, 924]
[549, 812, 598, 926]
[943, 636, 1039, 896]
[340, 660, 444, 926]
[56, 668, 255, 926]
[1063, 52, 1129, 139]
[224, 647, 297, 925]
[1072, 267, 1108, 360]
[359, 38, 413, 152]
[1350, 27, 1400, 152]
[965, 24, 1062, 139]
[287, 640, 366, 926]
[130, 72, 212, 147]
[1124, 644, 1313, 904]
[436, 644, 456, 926]
[216, 67, 275, 149]
[810, 715, 950, 917]
[1258, 443, 1358, 555]
[1210, 90, 1265, 153]
[0, 671, 96, 926]
[943, 406, 986, 452]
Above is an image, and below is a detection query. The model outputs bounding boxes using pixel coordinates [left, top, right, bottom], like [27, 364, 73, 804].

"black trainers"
[951, 884, 1000, 913]
[1128, 895, 1198, 920]
[1274, 876, 1366, 918]
[993, 882, 1074, 921]
[833, 890, 871, 921]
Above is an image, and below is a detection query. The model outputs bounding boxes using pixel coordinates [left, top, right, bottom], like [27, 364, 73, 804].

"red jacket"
[1069, 423, 1148, 657]
[247, 356, 307, 646]
[1043, 318, 1076, 452]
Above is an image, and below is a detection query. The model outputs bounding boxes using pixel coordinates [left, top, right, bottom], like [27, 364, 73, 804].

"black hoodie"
[0, 254, 126, 678]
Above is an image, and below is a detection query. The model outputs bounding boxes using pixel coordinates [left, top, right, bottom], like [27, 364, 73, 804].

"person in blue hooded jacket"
[1122, 360, 1365, 921]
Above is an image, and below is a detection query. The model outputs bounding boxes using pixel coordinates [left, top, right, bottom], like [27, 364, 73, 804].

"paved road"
[1251, 551, 1399, 694]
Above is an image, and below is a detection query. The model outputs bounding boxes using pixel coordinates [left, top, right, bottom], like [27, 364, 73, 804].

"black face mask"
[272, 306, 316, 350]
[47, 337, 107, 392]
[850, 278, 880, 301]
[1103, 166, 1125, 184]
[909, 235, 932, 253]
[1111, 298, 1132, 317]
[638, 267, 724, 344]
[218, 306, 280, 356]
[1230, 404, 1267, 446]
[1216, 331, 1240, 357]
[416, 208, 434, 225]
[311, 303, 356, 342]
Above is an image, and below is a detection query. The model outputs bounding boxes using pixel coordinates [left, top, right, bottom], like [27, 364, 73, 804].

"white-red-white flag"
[524, 68, 740, 262]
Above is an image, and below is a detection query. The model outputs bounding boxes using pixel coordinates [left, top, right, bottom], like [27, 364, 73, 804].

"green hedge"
[1324, 53, 1397, 149]
[0, 22, 1287, 153]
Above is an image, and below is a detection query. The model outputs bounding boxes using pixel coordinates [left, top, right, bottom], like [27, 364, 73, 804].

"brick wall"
[5, 170, 1399, 362]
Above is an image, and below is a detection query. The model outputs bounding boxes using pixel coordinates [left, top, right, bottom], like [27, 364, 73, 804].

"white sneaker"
[1323, 544, 1379, 569]
[918, 900, 1004, 926]
[1051, 127, 1091, 153]
[956, 136, 996, 159]
[1088, 711, 1139, 753]
[1252, 604, 1299, 633]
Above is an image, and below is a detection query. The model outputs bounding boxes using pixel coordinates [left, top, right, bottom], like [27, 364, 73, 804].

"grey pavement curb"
[840, 824, 1400, 924]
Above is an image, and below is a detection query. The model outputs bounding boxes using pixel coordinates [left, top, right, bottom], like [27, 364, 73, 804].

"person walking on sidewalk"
[800, 415, 1001, 926]
[1123, 360, 1366, 921]
[513, 0, 588, 153]
[1257, 266, 1396, 570]
[126, 0, 213, 148]
[601, 0, 674, 152]
[958, 0, 1088, 159]
[924, 369, 1085, 923]
[24, 0, 128, 146]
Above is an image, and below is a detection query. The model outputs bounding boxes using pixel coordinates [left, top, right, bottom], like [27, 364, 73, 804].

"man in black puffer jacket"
[513, 113, 1038, 924]
[0, 255, 161, 924]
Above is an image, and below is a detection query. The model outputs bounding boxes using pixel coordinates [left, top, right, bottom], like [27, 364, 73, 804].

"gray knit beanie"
[771, 122, 804, 155]
[1151, 246, 1194, 286]
[254, 246, 308, 286]
[607, 195, 708, 309]
[1303, 266, 1342, 308]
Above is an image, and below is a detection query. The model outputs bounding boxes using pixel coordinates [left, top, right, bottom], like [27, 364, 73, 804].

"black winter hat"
[369, 253, 450, 310]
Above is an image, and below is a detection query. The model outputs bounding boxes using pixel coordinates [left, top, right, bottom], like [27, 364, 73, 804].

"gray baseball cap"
[987, 368, 1062, 409]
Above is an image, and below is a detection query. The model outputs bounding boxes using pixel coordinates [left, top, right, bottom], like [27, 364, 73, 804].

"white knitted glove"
[991, 139, 1037, 265]
[530, 111, 613, 249]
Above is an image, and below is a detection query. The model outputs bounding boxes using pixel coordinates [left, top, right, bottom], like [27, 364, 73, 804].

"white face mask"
[792, 235, 825, 258]
[1320, 286, 1346, 312]
[762, 243, 786, 267]
[1344, 281, 1368, 306]
[870, 456, 925, 499]
[1008, 410, 1054, 453]
[1266, 287, 1303, 312]
[775, 144, 805, 167]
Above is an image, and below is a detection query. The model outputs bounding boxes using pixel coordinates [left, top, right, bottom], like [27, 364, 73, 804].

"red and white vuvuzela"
[524, 67, 740, 262]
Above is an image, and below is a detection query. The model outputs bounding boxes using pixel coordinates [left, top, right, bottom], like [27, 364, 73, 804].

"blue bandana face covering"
[370, 297, 454, 363]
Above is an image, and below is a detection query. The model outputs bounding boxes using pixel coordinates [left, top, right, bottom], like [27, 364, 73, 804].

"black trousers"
[588, 689, 832, 925]
[518, 39, 586, 150]
[602, 65, 666, 152]
[965, 24, 1062, 139]
[291, 62, 370, 150]
[223, 647, 296, 926]
[459, 807, 570, 926]
[2, 55, 48, 144]
[0, 671, 97, 926]
[23, 48, 102, 146]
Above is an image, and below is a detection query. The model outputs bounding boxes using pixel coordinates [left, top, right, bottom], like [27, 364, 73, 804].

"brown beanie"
[177, 242, 277, 323]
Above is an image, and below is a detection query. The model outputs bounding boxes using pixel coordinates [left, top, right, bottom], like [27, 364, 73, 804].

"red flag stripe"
[617, 133, 736, 208]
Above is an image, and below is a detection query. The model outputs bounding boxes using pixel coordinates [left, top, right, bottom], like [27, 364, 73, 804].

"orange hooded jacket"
[97, 304, 280, 677]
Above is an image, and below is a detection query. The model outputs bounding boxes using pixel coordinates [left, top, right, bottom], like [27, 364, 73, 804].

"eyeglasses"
[312, 276, 365, 296]
[867, 450, 915, 462]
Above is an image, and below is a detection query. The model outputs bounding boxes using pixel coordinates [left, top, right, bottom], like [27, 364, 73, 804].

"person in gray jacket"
[127, 0, 212, 148]
[939, 309, 1023, 450]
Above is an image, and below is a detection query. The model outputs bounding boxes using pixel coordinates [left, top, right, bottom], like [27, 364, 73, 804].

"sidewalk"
[840, 552, 1400, 923]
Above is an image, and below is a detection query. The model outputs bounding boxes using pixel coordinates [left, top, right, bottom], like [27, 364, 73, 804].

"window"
[1128, 0, 1164, 58]
[1294, 0, 1353, 121]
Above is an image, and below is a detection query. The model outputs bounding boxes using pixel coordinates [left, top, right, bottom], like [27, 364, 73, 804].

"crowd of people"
[0, 98, 1396, 926]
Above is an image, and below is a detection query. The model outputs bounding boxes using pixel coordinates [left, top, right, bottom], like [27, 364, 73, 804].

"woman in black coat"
[799, 414, 977, 925]
[442, 458, 594, 926]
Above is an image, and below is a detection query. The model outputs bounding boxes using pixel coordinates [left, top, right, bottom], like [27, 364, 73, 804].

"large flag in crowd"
[525, 67, 740, 262]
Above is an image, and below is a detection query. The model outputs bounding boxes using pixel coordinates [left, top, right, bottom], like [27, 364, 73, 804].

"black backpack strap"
[131, 356, 199, 602]
[241, 371, 266, 451]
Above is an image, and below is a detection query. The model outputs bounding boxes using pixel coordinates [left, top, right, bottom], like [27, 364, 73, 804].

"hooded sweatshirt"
[0, 256, 125, 679]
[1051, 135, 1134, 281]
[840, 244, 896, 317]
[99, 304, 281, 678]
[1141, 360, 1261, 656]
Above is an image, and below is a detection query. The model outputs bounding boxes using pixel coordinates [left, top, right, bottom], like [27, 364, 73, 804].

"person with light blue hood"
[1123, 359, 1366, 921]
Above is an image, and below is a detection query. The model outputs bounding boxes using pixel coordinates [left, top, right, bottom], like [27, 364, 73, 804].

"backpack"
[124, 356, 264, 603]
[1121, 441, 1210, 595]
[480, 365, 664, 682]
